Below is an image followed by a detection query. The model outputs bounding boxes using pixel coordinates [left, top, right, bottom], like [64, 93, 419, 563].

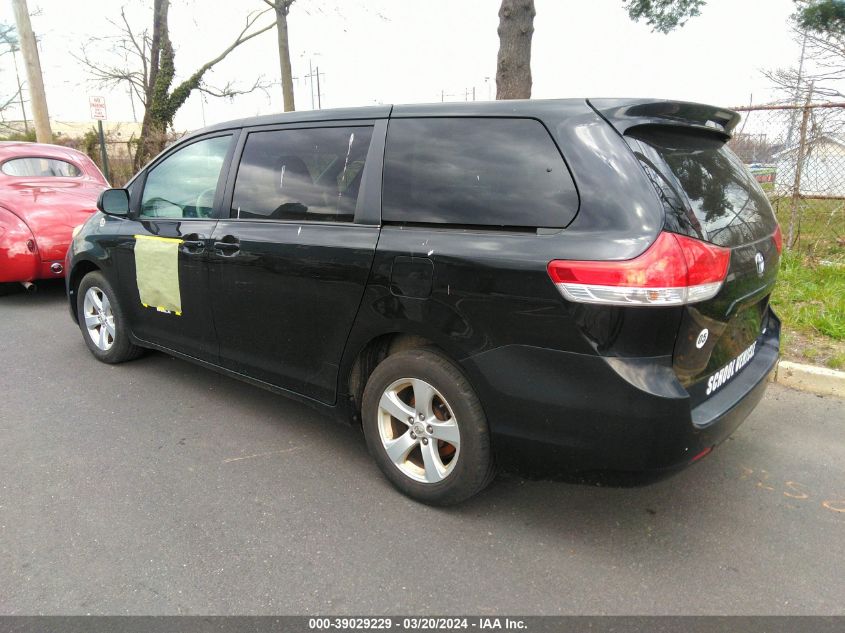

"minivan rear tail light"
[547, 232, 731, 306]
[772, 224, 783, 254]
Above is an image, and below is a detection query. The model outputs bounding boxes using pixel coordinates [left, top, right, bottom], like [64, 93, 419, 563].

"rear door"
[208, 120, 386, 404]
[623, 125, 780, 402]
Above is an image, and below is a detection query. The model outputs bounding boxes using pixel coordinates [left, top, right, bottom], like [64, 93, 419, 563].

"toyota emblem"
[755, 252, 765, 277]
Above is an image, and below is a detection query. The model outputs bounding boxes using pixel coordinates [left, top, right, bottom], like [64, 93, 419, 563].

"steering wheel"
[195, 188, 217, 217]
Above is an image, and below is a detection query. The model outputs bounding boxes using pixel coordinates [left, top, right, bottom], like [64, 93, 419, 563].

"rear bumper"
[0, 254, 66, 283]
[0, 249, 38, 283]
[462, 312, 779, 479]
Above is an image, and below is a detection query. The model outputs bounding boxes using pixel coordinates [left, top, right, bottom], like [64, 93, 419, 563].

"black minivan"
[66, 99, 781, 504]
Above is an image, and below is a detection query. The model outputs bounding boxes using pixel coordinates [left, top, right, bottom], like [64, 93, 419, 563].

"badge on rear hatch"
[755, 252, 765, 277]
[705, 341, 757, 396]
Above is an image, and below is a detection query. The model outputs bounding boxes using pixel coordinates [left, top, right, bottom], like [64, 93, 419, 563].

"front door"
[116, 133, 235, 362]
[208, 122, 383, 404]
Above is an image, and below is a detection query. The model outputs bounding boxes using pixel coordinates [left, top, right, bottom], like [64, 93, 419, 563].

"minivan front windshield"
[627, 126, 777, 247]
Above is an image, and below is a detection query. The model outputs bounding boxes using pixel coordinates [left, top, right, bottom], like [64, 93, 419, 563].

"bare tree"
[763, 1, 845, 103]
[0, 23, 14, 47]
[764, 28, 845, 102]
[79, 1, 277, 168]
[264, 0, 296, 112]
[495, 0, 705, 100]
[761, 10, 845, 159]
[0, 23, 22, 125]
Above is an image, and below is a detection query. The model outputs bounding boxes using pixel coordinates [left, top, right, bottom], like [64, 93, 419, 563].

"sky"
[0, 0, 806, 134]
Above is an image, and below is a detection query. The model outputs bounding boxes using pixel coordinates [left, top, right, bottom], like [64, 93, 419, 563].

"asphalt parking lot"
[1, 280, 843, 615]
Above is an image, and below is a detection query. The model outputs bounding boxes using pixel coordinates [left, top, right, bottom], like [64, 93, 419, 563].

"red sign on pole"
[89, 96, 107, 120]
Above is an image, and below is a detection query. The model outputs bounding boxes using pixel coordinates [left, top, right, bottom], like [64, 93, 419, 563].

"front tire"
[361, 348, 495, 505]
[77, 271, 143, 363]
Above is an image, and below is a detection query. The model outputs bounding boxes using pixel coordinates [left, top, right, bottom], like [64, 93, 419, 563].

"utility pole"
[305, 62, 325, 110]
[308, 58, 315, 110]
[11, 45, 28, 134]
[11, 0, 51, 143]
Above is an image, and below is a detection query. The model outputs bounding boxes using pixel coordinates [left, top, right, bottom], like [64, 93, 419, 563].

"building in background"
[774, 135, 845, 197]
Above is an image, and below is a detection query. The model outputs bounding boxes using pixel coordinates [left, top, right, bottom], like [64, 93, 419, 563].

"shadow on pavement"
[130, 344, 773, 552]
[1, 278, 67, 305]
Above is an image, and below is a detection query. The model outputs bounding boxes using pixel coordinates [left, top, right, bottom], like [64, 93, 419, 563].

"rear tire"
[361, 348, 496, 505]
[77, 271, 143, 364]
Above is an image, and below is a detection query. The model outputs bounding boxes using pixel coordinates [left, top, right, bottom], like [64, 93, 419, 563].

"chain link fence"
[729, 102, 845, 262]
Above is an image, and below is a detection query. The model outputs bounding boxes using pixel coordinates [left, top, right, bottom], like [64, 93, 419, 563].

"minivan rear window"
[627, 126, 777, 247]
[382, 118, 578, 228]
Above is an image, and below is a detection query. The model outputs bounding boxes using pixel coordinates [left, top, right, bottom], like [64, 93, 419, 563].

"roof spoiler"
[587, 98, 741, 139]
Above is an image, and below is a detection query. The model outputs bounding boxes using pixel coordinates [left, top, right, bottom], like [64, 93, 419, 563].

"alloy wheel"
[83, 286, 115, 351]
[377, 378, 461, 483]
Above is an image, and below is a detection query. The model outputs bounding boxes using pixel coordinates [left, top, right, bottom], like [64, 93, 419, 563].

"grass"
[770, 196, 844, 262]
[772, 251, 845, 340]
[771, 250, 845, 369]
[762, 195, 845, 368]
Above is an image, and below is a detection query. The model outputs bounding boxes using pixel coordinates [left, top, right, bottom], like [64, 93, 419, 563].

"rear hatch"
[590, 100, 780, 404]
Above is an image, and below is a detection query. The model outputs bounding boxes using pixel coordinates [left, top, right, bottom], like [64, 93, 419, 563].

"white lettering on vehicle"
[706, 341, 757, 396]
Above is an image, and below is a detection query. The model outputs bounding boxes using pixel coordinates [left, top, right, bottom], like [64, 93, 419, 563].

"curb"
[770, 360, 845, 398]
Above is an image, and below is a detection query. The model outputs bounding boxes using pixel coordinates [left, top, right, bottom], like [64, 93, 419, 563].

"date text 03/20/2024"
[307, 617, 527, 630]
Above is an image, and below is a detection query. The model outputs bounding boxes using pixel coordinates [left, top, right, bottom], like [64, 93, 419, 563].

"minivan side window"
[140, 135, 232, 219]
[231, 126, 374, 222]
[382, 118, 578, 228]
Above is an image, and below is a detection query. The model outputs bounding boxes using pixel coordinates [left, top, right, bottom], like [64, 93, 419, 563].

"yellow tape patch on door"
[134, 234, 184, 315]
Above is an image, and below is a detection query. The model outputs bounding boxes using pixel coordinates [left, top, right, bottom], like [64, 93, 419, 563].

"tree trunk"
[133, 0, 276, 168]
[11, 0, 52, 142]
[495, 0, 535, 100]
[274, 4, 295, 112]
[136, 0, 170, 169]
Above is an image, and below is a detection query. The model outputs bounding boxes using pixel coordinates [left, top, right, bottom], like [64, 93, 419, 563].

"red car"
[0, 142, 108, 293]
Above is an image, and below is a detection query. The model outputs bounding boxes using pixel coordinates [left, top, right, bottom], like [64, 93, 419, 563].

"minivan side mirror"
[97, 188, 130, 216]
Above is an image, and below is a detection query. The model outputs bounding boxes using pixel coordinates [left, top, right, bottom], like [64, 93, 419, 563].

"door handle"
[180, 233, 207, 254]
[213, 240, 240, 255]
